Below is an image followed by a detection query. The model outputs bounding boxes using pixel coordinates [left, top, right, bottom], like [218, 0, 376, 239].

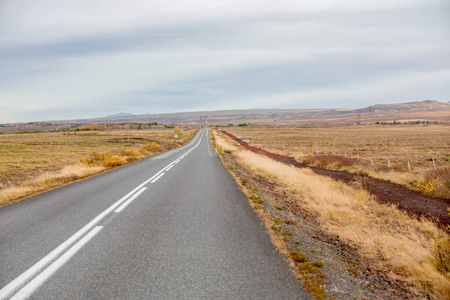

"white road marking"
[165, 165, 174, 171]
[10, 226, 103, 300]
[0, 187, 144, 300]
[0, 129, 205, 300]
[150, 172, 165, 183]
[114, 187, 147, 213]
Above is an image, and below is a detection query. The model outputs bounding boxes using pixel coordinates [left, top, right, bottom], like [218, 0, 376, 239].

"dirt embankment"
[220, 130, 450, 228]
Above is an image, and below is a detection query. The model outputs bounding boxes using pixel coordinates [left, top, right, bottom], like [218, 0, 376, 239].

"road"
[0, 128, 310, 299]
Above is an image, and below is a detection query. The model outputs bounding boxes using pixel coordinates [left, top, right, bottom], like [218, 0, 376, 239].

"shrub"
[174, 127, 185, 139]
[103, 155, 127, 167]
[142, 142, 165, 153]
[414, 166, 450, 198]
[119, 149, 140, 157]
[80, 151, 106, 166]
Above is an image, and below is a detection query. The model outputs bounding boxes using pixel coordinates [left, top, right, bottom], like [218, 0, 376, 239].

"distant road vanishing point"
[0, 128, 310, 299]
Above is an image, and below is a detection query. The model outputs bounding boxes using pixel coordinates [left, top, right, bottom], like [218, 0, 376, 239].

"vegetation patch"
[345, 268, 359, 276]
[226, 125, 450, 199]
[0, 128, 197, 206]
[232, 148, 450, 298]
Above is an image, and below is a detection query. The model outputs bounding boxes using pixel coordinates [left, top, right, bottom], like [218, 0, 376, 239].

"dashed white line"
[165, 165, 174, 171]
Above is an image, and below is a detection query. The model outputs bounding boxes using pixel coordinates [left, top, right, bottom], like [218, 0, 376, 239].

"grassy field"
[212, 129, 450, 299]
[0, 128, 196, 205]
[226, 125, 450, 198]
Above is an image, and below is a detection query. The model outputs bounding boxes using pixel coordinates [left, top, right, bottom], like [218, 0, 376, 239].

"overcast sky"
[1, 0, 449, 123]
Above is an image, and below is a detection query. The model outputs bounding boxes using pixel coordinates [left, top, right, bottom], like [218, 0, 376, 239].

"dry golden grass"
[0, 128, 196, 205]
[233, 149, 450, 298]
[211, 131, 240, 153]
[227, 125, 450, 197]
[1, 164, 104, 203]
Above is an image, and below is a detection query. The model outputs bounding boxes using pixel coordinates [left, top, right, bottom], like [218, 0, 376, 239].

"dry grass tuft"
[142, 142, 165, 153]
[235, 149, 450, 298]
[0, 164, 103, 205]
[413, 166, 450, 198]
[211, 131, 239, 153]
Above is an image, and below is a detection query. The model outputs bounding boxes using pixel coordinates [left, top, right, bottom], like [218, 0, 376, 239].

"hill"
[105, 112, 134, 118]
[69, 100, 450, 125]
[1, 100, 448, 133]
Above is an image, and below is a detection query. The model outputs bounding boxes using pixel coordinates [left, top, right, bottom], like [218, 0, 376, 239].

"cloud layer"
[1, 0, 449, 122]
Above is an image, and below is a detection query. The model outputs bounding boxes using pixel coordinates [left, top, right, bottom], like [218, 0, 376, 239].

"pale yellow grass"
[235, 149, 450, 298]
[0, 164, 104, 205]
[211, 131, 239, 152]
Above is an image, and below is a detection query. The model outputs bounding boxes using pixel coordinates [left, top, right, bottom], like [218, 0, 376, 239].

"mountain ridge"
[69, 100, 449, 125]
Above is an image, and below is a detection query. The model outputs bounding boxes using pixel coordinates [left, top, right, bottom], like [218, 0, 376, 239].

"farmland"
[225, 125, 450, 198]
[0, 128, 196, 205]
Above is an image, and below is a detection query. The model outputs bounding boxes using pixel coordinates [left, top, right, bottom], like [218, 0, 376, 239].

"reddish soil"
[221, 130, 450, 228]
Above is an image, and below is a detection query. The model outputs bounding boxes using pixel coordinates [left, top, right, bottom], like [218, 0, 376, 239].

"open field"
[212, 129, 450, 299]
[0, 128, 196, 205]
[226, 125, 450, 198]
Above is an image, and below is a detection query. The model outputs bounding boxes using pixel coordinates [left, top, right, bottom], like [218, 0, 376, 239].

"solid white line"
[114, 187, 147, 213]
[0, 130, 204, 300]
[165, 165, 174, 171]
[10, 226, 103, 300]
[0, 187, 142, 300]
[150, 172, 165, 183]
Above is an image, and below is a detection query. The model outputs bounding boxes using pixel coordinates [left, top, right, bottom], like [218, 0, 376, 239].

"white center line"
[10, 226, 103, 300]
[114, 187, 147, 213]
[165, 165, 174, 171]
[150, 172, 165, 183]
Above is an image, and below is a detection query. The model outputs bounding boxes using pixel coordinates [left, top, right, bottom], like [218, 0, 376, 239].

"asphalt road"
[0, 128, 310, 299]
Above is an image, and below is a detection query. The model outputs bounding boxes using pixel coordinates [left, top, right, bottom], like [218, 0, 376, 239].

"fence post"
[357, 153, 359, 160]
[345, 151, 347, 158]
[371, 157, 374, 166]
[408, 161, 411, 172]
[432, 156, 436, 170]
[388, 159, 390, 168]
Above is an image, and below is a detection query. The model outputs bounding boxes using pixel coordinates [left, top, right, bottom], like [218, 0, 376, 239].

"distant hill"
[71, 100, 449, 125]
[105, 112, 134, 118]
[1, 100, 448, 133]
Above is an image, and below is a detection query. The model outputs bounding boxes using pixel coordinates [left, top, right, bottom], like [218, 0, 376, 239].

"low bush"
[103, 155, 127, 167]
[414, 166, 450, 198]
[142, 142, 165, 153]
[80, 151, 106, 166]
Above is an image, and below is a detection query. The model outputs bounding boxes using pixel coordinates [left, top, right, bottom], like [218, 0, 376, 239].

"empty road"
[0, 128, 310, 299]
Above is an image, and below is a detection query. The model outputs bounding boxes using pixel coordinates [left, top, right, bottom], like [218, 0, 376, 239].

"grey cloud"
[1, 0, 449, 123]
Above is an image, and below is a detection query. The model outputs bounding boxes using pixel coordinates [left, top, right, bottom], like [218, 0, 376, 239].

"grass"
[0, 128, 196, 205]
[227, 125, 450, 198]
[230, 147, 450, 298]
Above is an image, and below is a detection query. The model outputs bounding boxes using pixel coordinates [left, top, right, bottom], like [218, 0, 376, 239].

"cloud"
[0, 0, 449, 122]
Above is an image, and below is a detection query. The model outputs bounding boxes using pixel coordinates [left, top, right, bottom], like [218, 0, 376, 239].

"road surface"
[0, 128, 310, 299]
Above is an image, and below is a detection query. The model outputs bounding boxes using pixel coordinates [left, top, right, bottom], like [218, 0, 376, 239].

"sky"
[0, 0, 449, 123]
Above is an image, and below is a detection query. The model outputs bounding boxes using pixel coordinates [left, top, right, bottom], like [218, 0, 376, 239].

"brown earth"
[220, 130, 450, 228]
